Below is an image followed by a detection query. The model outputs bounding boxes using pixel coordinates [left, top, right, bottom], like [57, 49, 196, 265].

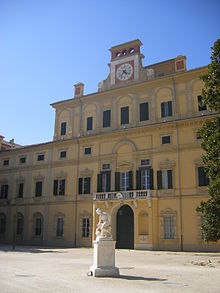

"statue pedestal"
[90, 239, 120, 277]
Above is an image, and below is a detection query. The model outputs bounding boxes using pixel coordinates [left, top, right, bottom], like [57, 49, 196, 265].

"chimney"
[74, 82, 84, 98]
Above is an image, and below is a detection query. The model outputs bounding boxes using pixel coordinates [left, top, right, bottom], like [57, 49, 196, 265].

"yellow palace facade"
[0, 40, 219, 251]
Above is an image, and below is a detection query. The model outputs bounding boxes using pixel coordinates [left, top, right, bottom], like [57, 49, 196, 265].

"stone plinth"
[90, 239, 120, 277]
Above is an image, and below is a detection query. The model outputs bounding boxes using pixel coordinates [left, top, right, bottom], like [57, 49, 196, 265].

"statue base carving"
[90, 239, 120, 277]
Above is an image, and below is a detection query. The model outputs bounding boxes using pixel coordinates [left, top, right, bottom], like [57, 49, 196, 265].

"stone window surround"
[2, 158, 10, 167]
[32, 212, 44, 239]
[80, 211, 92, 239]
[160, 208, 177, 241]
[54, 212, 65, 239]
[194, 158, 208, 193]
[160, 133, 172, 145]
[59, 148, 68, 160]
[33, 174, 45, 198]
[18, 154, 27, 165]
[36, 152, 46, 163]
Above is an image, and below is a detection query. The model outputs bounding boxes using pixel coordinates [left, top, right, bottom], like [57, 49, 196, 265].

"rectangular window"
[164, 217, 175, 239]
[141, 159, 150, 166]
[60, 151, 66, 158]
[162, 135, 171, 144]
[35, 181, 42, 197]
[0, 184, 8, 199]
[18, 183, 24, 198]
[16, 217, 23, 235]
[121, 172, 130, 191]
[53, 179, 65, 196]
[84, 177, 91, 194]
[103, 110, 111, 128]
[140, 102, 149, 121]
[78, 177, 91, 194]
[37, 154, 44, 161]
[97, 171, 111, 192]
[35, 218, 42, 236]
[141, 169, 151, 190]
[61, 122, 66, 136]
[82, 218, 90, 237]
[102, 163, 110, 170]
[3, 159, 9, 166]
[157, 170, 173, 190]
[198, 167, 209, 186]
[198, 95, 207, 111]
[84, 147, 91, 155]
[56, 218, 64, 237]
[121, 106, 129, 125]
[87, 117, 93, 131]
[161, 101, 172, 118]
[20, 157, 26, 164]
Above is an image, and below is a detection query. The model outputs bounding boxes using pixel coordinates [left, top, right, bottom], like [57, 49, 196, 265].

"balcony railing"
[93, 189, 156, 201]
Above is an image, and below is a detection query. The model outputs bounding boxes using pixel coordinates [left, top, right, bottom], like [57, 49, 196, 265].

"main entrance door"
[116, 205, 134, 249]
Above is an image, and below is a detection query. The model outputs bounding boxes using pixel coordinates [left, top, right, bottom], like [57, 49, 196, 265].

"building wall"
[0, 63, 219, 251]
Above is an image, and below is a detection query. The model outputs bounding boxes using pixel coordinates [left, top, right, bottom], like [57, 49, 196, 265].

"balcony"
[93, 189, 156, 201]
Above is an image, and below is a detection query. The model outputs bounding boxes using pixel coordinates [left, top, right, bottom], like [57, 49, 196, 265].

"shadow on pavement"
[115, 275, 167, 281]
[0, 245, 65, 253]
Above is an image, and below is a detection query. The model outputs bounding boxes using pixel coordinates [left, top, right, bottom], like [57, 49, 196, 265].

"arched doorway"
[116, 205, 134, 249]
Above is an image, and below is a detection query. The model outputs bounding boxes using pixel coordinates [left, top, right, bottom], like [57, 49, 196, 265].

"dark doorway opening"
[116, 205, 134, 249]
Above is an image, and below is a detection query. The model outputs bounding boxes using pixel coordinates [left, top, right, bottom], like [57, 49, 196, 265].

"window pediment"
[159, 159, 175, 169]
[80, 168, 93, 176]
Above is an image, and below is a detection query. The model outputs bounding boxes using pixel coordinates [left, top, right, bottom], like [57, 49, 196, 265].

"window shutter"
[121, 106, 129, 124]
[128, 171, 133, 190]
[53, 180, 58, 195]
[167, 170, 173, 189]
[157, 170, 162, 190]
[168, 101, 172, 116]
[103, 110, 111, 128]
[60, 179, 65, 195]
[78, 178, 83, 194]
[136, 170, 141, 190]
[150, 168, 154, 190]
[97, 174, 102, 192]
[161, 103, 165, 118]
[106, 171, 111, 192]
[85, 177, 91, 194]
[140, 102, 149, 121]
[5, 185, 8, 198]
[115, 172, 120, 191]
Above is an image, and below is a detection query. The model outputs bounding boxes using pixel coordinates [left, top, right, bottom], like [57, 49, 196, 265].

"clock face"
[116, 63, 133, 81]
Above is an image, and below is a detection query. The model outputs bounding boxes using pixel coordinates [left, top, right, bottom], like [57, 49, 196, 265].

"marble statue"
[95, 208, 112, 240]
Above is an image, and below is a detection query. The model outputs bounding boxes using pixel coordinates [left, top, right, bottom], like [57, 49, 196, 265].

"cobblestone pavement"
[0, 245, 220, 293]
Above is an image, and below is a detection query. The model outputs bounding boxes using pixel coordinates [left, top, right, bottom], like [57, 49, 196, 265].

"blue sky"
[0, 0, 219, 145]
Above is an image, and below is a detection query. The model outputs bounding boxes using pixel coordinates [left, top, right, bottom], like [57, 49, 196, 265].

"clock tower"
[109, 39, 144, 86]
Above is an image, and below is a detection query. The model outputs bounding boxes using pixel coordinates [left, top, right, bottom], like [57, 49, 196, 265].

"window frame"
[103, 109, 111, 128]
[35, 181, 43, 197]
[139, 102, 149, 122]
[161, 101, 172, 118]
[82, 218, 90, 238]
[87, 116, 93, 131]
[84, 147, 92, 156]
[61, 122, 67, 136]
[120, 106, 129, 125]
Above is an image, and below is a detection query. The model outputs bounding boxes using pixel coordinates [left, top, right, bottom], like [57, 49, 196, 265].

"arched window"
[16, 213, 24, 236]
[33, 213, 43, 237]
